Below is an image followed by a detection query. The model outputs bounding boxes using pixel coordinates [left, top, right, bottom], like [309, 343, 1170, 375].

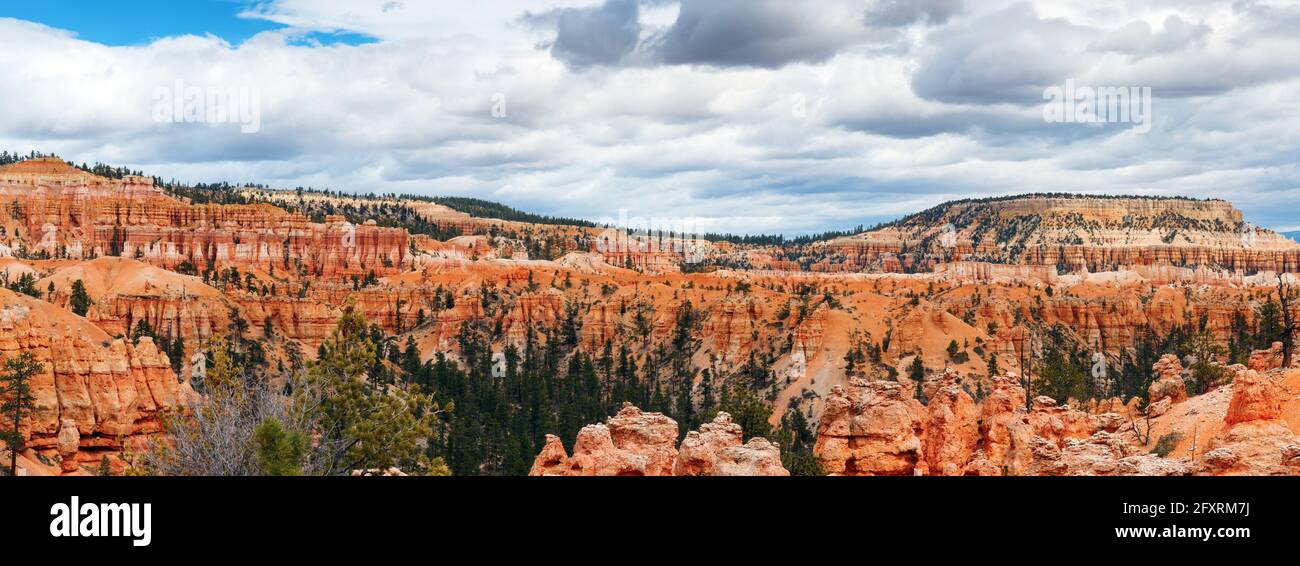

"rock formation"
[1248, 342, 1285, 372]
[530, 404, 789, 476]
[0, 287, 185, 475]
[1198, 369, 1300, 475]
[1147, 354, 1188, 404]
[675, 412, 789, 476]
[0, 158, 411, 278]
[814, 378, 926, 475]
[814, 365, 1211, 476]
[821, 195, 1300, 273]
[920, 370, 979, 475]
[7, 157, 1300, 478]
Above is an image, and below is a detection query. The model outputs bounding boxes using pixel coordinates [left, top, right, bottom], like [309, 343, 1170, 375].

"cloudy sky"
[2, 0, 1299, 235]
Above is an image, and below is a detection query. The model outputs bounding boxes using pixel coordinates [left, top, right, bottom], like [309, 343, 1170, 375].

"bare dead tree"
[1018, 329, 1039, 411]
[1129, 410, 1153, 445]
[1279, 274, 1296, 368]
[140, 381, 293, 476]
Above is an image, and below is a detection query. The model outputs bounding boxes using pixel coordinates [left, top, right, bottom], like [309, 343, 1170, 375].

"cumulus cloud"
[2, 1, 1300, 235]
[910, 3, 1095, 105]
[521, 0, 642, 69]
[1089, 15, 1211, 58]
[649, 0, 882, 68]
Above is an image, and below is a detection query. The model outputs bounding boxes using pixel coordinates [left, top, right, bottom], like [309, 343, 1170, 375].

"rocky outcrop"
[1224, 369, 1284, 425]
[1147, 354, 1188, 404]
[814, 378, 926, 475]
[530, 404, 679, 476]
[811, 371, 1182, 476]
[530, 404, 789, 476]
[821, 195, 1300, 273]
[1029, 432, 1192, 476]
[921, 370, 979, 475]
[675, 412, 789, 476]
[1198, 369, 1300, 475]
[1248, 342, 1285, 372]
[963, 375, 1035, 476]
[0, 288, 184, 475]
[702, 296, 764, 367]
[1028, 396, 1096, 446]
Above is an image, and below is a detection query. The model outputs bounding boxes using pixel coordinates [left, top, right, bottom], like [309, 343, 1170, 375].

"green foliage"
[3, 272, 41, 298]
[947, 339, 970, 364]
[253, 418, 308, 476]
[1152, 431, 1183, 458]
[1, 352, 42, 475]
[773, 409, 824, 476]
[130, 318, 156, 344]
[1181, 328, 1230, 395]
[1034, 346, 1086, 403]
[1254, 298, 1286, 350]
[909, 352, 926, 400]
[69, 279, 93, 316]
[429, 196, 597, 227]
[707, 385, 773, 441]
[297, 307, 441, 475]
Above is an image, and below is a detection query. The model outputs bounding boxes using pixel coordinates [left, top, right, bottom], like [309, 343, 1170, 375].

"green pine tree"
[253, 418, 308, 476]
[69, 279, 93, 316]
[1, 352, 42, 476]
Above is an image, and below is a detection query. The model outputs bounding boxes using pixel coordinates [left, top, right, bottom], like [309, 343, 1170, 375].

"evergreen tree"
[774, 409, 824, 476]
[1255, 298, 1285, 350]
[130, 318, 156, 344]
[909, 351, 926, 400]
[253, 418, 308, 476]
[69, 279, 93, 316]
[709, 385, 772, 440]
[168, 335, 185, 375]
[0, 352, 42, 476]
[297, 307, 442, 475]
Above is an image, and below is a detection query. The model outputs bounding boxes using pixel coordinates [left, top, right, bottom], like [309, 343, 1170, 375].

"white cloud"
[0, 1, 1299, 235]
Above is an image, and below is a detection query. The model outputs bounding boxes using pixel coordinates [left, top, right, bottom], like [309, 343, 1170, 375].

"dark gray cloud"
[864, 0, 963, 27]
[521, 0, 641, 69]
[651, 0, 872, 68]
[524, 0, 892, 69]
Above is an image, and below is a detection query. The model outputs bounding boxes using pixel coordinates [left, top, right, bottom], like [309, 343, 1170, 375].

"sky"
[1, 0, 1299, 235]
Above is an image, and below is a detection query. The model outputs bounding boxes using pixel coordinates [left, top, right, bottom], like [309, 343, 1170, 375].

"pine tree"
[910, 351, 926, 401]
[169, 335, 185, 375]
[254, 418, 308, 476]
[130, 318, 156, 344]
[710, 385, 772, 440]
[69, 279, 92, 316]
[1, 352, 42, 476]
[296, 307, 443, 475]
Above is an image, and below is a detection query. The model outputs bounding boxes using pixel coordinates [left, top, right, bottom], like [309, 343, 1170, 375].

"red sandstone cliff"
[0, 287, 184, 475]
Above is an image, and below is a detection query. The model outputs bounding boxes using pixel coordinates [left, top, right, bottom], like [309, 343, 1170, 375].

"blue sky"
[1, 1, 373, 45]
[1, 1, 1299, 235]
